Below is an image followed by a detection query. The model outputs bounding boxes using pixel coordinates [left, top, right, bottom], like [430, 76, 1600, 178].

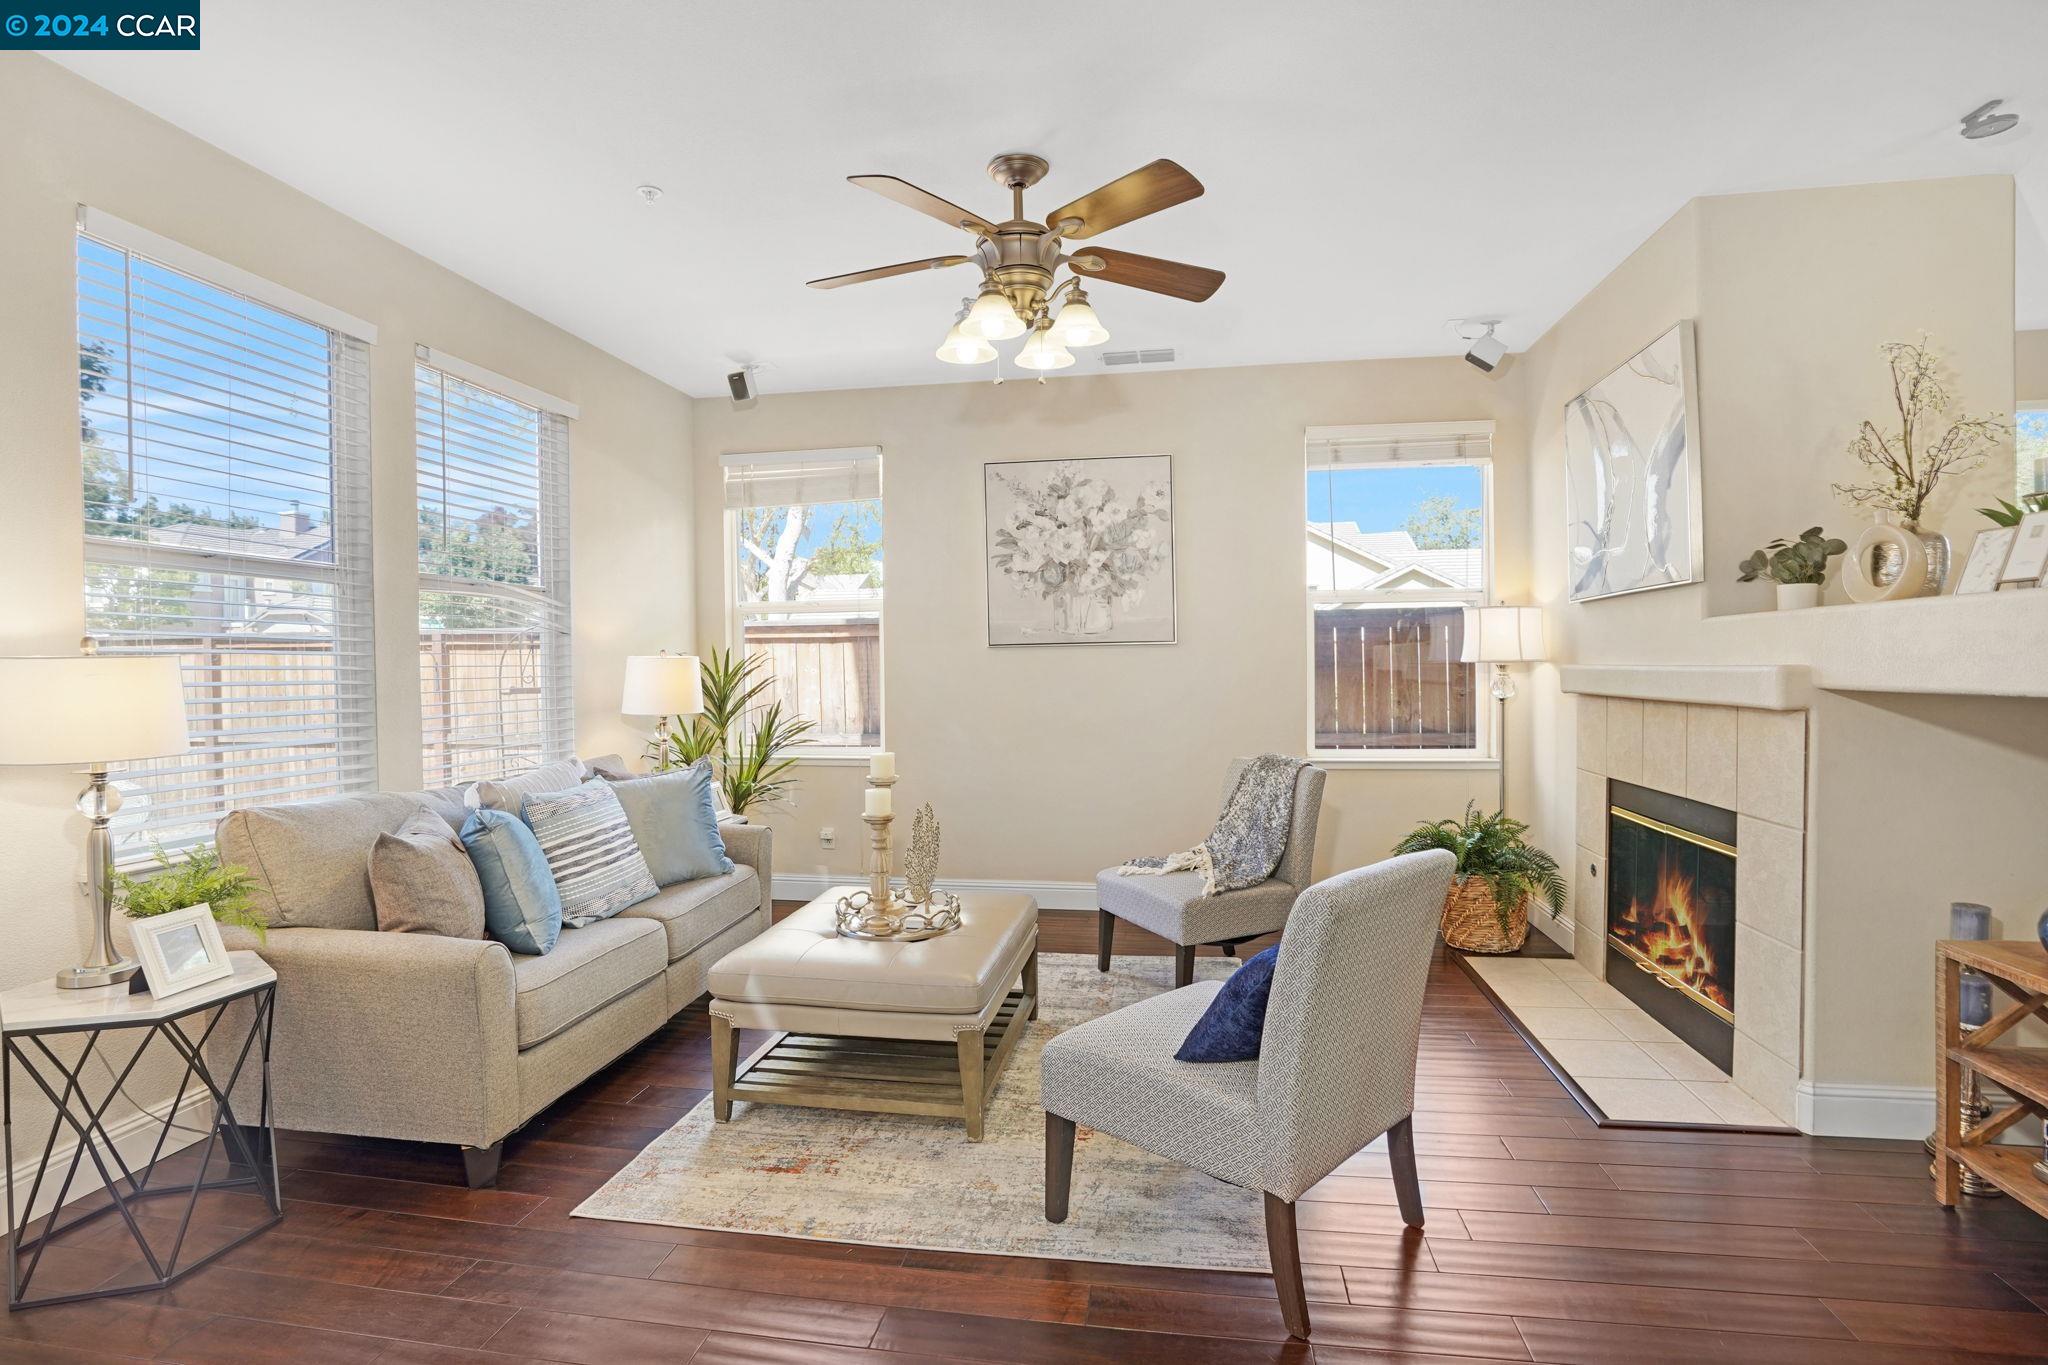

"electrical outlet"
[819, 826, 836, 850]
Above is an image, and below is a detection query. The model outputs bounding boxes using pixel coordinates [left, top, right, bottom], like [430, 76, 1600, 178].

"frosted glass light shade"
[1015, 328, 1076, 372]
[621, 653, 703, 717]
[1050, 296, 1109, 348]
[935, 320, 996, 365]
[0, 655, 188, 765]
[1461, 606, 1547, 664]
[965, 288, 1026, 341]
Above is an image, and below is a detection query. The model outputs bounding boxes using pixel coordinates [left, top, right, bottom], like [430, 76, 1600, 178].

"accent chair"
[1041, 849, 1456, 1339]
[1094, 758, 1325, 988]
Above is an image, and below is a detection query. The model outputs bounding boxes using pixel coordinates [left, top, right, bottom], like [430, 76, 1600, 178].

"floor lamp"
[0, 649, 189, 988]
[1463, 606, 1547, 816]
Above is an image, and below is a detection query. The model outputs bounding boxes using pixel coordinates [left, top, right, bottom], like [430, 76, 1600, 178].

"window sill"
[1310, 756, 1500, 771]
[790, 751, 882, 766]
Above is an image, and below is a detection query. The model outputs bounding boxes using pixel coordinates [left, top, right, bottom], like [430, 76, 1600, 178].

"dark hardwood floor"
[11, 906, 2048, 1362]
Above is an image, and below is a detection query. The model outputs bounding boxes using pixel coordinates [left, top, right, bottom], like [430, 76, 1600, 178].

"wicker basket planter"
[1440, 875, 1528, 954]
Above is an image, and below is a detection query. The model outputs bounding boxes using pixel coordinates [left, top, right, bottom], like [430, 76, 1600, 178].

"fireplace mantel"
[1560, 664, 1812, 711]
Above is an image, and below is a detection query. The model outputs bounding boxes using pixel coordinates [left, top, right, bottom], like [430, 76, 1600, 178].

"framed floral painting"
[983, 455, 1175, 646]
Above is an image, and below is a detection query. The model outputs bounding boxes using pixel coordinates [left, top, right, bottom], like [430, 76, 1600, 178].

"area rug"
[572, 952, 1269, 1270]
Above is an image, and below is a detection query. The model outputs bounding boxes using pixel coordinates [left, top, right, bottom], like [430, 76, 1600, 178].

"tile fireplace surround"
[1555, 667, 1810, 1128]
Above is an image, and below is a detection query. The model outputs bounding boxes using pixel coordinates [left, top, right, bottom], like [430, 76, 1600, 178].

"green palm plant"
[644, 647, 815, 817]
[1394, 803, 1567, 936]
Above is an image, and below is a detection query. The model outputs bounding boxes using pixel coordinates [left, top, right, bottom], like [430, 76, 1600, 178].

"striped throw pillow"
[520, 782, 659, 927]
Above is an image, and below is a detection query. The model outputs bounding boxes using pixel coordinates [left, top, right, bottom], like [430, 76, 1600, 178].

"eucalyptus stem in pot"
[1737, 526, 1847, 610]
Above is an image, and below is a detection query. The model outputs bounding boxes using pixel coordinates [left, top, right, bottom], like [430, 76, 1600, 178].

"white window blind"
[417, 359, 573, 788]
[77, 231, 377, 860]
[722, 447, 883, 751]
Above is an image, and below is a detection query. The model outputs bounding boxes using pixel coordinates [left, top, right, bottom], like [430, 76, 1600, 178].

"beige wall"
[2022, 329, 2048, 402]
[0, 55, 693, 1156]
[1513, 174, 2048, 1111]
[692, 358, 1524, 898]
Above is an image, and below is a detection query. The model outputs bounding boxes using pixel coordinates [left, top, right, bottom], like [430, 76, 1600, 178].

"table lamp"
[621, 652, 704, 771]
[0, 648, 188, 988]
[1462, 605, 1547, 815]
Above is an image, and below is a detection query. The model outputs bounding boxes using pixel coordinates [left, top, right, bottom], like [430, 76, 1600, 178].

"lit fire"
[1612, 855, 1731, 1012]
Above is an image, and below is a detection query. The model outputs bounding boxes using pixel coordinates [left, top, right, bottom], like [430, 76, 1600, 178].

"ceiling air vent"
[1100, 347, 1177, 367]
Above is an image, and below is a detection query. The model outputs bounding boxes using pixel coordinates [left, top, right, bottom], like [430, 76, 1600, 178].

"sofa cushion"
[511, 917, 665, 1049]
[218, 792, 431, 930]
[395, 784, 472, 836]
[616, 867, 760, 962]
[469, 759, 586, 813]
[370, 811, 486, 939]
[601, 761, 734, 887]
[521, 782, 659, 928]
[462, 808, 563, 956]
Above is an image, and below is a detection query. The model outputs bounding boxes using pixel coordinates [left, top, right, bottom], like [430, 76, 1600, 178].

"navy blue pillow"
[1175, 946, 1279, 1063]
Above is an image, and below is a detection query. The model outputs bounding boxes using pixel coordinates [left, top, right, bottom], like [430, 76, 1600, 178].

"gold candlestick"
[865, 775, 898, 909]
[835, 772, 961, 941]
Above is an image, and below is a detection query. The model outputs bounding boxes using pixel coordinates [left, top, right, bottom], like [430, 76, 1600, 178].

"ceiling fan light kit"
[810, 152, 1224, 372]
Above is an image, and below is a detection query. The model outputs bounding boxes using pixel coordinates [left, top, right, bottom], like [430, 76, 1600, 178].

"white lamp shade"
[1049, 296, 1109, 348]
[965, 288, 1027, 341]
[0, 655, 188, 766]
[1015, 328, 1076, 371]
[621, 654, 703, 717]
[1462, 606, 1547, 664]
[934, 320, 996, 365]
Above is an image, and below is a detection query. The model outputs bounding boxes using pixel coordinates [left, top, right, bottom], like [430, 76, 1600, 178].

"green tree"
[1404, 493, 1482, 549]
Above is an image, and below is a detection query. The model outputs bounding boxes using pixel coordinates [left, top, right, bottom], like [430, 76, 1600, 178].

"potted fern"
[644, 647, 814, 820]
[114, 841, 266, 953]
[1394, 804, 1566, 954]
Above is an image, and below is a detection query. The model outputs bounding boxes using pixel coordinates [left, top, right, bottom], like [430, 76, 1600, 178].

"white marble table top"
[0, 951, 275, 1036]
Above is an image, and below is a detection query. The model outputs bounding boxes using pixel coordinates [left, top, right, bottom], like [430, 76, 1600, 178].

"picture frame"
[1955, 526, 2018, 595]
[1564, 321, 1705, 602]
[982, 455, 1176, 646]
[130, 904, 233, 999]
[1998, 511, 2048, 589]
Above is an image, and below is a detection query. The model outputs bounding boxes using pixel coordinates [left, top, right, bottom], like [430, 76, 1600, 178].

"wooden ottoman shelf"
[1935, 939, 2048, 1214]
[707, 888, 1038, 1140]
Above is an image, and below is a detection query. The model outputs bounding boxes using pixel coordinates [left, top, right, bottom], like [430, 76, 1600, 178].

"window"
[78, 223, 376, 860]
[416, 352, 574, 788]
[1305, 423, 1493, 761]
[2020, 402, 2047, 498]
[723, 448, 882, 752]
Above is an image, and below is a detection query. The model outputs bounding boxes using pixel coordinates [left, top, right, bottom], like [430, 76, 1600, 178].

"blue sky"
[1307, 465, 1483, 533]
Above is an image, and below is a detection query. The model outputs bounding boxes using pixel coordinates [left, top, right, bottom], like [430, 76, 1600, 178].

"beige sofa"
[206, 773, 771, 1186]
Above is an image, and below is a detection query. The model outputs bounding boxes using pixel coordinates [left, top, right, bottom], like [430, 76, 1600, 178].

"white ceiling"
[51, 1, 2048, 398]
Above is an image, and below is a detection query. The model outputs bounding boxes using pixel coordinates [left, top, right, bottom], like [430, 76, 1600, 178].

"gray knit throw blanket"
[1119, 754, 1306, 897]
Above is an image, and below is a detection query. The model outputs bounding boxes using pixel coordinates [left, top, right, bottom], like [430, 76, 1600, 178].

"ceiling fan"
[807, 153, 1225, 371]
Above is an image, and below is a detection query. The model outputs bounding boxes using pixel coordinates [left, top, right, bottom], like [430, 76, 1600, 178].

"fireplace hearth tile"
[1576, 769, 1608, 857]
[1576, 696, 1607, 772]
[1642, 702, 1688, 793]
[1600, 1009, 1681, 1045]
[1682, 1080, 1786, 1127]
[1606, 698, 1644, 782]
[1543, 1038, 1674, 1080]
[1513, 1006, 1626, 1041]
[1737, 707, 1807, 829]
[1565, 977, 1636, 1011]
[1640, 1040, 1733, 1084]
[1734, 923, 1802, 1063]
[1577, 1075, 1721, 1124]
[1487, 976, 1590, 1008]
[1685, 706, 1739, 811]
[1735, 815, 1803, 948]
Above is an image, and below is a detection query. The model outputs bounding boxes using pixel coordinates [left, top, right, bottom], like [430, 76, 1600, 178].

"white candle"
[865, 787, 892, 819]
[869, 752, 896, 781]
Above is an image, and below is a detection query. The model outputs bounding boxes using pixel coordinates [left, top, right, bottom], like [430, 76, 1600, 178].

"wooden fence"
[1312, 604, 1476, 749]
[740, 618, 882, 748]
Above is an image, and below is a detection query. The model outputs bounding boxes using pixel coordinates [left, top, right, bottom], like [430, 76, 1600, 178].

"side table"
[4, 950, 281, 1310]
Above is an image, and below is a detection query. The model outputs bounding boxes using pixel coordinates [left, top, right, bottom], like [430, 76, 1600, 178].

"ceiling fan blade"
[806, 255, 973, 290]
[1068, 247, 1224, 302]
[848, 176, 995, 234]
[1045, 160, 1204, 239]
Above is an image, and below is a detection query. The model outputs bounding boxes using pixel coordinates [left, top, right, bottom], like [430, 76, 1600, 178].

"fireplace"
[1606, 779, 1737, 1073]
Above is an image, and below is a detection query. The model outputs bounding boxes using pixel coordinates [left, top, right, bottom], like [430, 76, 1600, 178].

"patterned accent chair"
[1041, 849, 1456, 1339]
[1094, 759, 1326, 988]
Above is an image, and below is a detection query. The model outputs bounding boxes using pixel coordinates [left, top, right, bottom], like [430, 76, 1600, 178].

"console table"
[1935, 939, 2048, 1215]
[3, 951, 281, 1309]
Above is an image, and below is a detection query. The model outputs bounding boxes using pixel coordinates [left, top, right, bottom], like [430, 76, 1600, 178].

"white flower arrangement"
[989, 464, 1170, 619]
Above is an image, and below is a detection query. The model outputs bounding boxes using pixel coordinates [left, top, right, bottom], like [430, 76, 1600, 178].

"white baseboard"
[773, 873, 1097, 911]
[1531, 908, 1573, 953]
[1796, 1081, 2044, 1145]
[8, 1088, 217, 1230]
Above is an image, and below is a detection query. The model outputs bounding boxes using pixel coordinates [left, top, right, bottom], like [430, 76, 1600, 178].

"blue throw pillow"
[460, 807, 563, 955]
[1175, 946, 1279, 1063]
[599, 761, 734, 886]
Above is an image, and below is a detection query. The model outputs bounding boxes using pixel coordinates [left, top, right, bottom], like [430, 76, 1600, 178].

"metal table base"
[5, 982, 279, 1310]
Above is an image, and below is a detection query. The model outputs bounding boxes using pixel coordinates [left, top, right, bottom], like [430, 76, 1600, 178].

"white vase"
[1775, 582, 1821, 611]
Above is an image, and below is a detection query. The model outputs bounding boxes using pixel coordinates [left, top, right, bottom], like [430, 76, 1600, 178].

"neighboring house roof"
[1311, 522, 1481, 590]
[145, 521, 333, 561]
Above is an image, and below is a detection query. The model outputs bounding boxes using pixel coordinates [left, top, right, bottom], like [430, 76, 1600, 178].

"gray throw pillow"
[602, 761, 735, 886]
[370, 810, 487, 938]
[521, 782, 660, 927]
[469, 758, 586, 813]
